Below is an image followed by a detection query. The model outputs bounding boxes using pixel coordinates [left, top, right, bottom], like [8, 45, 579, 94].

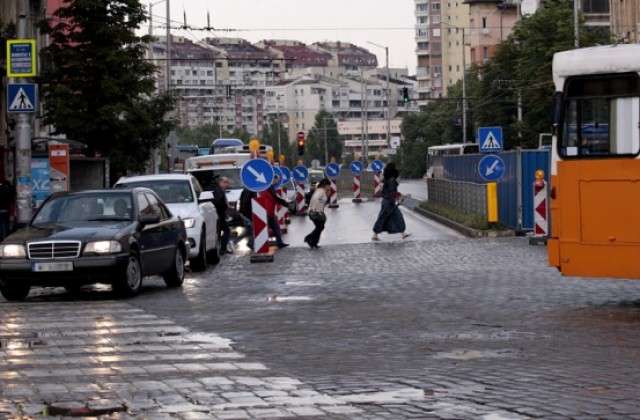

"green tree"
[470, 0, 609, 149]
[37, 0, 176, 176]
[261, 115, 293, 166]
[175, 124, 223, 147]
[306, 111, 341, 166]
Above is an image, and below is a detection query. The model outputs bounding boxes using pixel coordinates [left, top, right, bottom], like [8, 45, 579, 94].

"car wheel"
[64, 285, 82, 294]
[207, 228, 221, 265]
[190, 231, 207, 272]
[113, 252, 142, 297]
[0, 282, 30, 301]
[163, 246, 185, 287]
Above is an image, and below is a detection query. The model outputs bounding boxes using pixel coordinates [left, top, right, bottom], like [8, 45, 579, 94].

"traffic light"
[402, 87, 409, 104]
[297, 139, 305, 155]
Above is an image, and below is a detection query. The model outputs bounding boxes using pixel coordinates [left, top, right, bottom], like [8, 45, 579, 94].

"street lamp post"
[276, 94, 283, 157]
[367, 41, 392, 148]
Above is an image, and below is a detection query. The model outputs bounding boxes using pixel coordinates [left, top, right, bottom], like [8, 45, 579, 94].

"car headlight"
[84, 240, 122, 254]
[182, 218, 196, 229]
[0, 244, 26, 258]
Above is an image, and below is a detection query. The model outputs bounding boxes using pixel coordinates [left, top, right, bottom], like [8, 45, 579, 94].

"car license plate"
[32, 262, 74, 272]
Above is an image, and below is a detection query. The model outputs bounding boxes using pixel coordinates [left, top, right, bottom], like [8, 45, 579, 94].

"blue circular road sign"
[279, 166, 292, 185]
[272, 166, 284, 189]
[350, 160, 364, 175]
[325, 162, 340, 179]
[370, 159, 384, 173]
[478, 155, 505, 181]
[241, 159, 275, 192]
[292, 165, 309, 182]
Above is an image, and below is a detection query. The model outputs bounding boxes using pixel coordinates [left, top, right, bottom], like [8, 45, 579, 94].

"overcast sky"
[148, 0, 416, 71]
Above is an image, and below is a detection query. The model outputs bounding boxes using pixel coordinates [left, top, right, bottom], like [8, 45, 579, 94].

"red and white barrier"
[352, 175, 362, 203]
[328, 178, 339, 208]
[250, 193, 273, 262]
[296, 182, 308, 214]
[529, 172, 548, 245]
[374, 171, 382, 197]
[276, 187, 288, 234]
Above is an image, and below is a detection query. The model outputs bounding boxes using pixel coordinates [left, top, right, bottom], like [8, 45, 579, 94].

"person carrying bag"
[304, 178, 331, 249]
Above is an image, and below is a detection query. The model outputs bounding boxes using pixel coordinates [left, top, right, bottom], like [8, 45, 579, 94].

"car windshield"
[308, 172, 325, 185]
[191, 168, 242, 191]
[32, 193, 133, 225]
[118, 180, 193, 204]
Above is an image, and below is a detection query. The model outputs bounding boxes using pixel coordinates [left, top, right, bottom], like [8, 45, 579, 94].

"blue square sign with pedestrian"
[478, 126, 503, 153]
[7, 83, 36, 113]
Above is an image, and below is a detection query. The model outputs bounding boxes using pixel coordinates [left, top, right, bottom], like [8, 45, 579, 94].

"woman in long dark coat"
[371, 162, 412, 241]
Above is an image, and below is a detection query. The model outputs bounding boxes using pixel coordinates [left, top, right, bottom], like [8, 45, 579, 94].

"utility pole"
[367, 42, 391, 148]
[14, 1, 33, 226]
[323, 118, 328, 166]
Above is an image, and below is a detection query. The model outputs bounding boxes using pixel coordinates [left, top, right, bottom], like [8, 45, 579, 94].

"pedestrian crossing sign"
[7, 83, 36, 113]
[478, 126, 503, 153]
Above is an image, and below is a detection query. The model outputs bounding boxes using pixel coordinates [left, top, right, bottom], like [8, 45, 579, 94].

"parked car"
[0, 188, 188, 301]
[114, 174, 221, 270]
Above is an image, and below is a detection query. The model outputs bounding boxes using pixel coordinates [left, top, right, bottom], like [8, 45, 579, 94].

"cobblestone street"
[2, 197, 640, 419]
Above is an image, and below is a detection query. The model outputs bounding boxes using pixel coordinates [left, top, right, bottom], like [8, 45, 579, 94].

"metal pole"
[15, 1, 32, 226]
[574, 0, 580, 47]
[461, 28, 467, 144]
[166, 0, 171, 91]
[277, 96, 281, 156]
[323, 118, 328, 166]
[385, 46, 391, 148]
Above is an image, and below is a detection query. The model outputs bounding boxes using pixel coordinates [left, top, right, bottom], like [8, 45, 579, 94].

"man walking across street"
[263, 175, 290, 249]
[212, 176, 232, 254]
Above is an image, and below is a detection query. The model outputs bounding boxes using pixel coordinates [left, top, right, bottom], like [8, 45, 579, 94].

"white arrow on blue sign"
[241, 159, 274, 192]
[279, 166, 292, 185]
[350, 161, 364, 175]
[272, 166, 284, 189]
[293, 165, 309, 182]
[325, 162, 340, 179]
[370, 159, 384, 173]
[478, 155, 505, 181]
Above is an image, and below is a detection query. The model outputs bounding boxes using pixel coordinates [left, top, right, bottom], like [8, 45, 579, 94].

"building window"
[482, 17, 487, 29]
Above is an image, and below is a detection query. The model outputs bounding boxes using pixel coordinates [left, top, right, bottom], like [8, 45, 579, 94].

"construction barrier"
[328, 178, 339, 208]
[352, 175, 362, 203]
[529, 170, 548, 245]
[374, 171, 382, 197]
[275, 186, 287, 234]
[296, 181, 308, 214]
[250, 192, 273, 263]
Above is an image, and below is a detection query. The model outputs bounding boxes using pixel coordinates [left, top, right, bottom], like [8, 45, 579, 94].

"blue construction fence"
[442, 149, 550, 232]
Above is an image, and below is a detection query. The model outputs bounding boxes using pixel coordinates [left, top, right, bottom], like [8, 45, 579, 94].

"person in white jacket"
[304, 178, 331, 249]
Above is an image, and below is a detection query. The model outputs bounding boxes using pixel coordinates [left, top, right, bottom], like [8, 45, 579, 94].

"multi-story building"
[610, 0, 639, 43]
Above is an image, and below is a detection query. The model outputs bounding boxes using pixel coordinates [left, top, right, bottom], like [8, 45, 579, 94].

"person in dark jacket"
[263, 175, 290, 249]
[0, 179, 14, 241]
[371, 162, 412, 241]
[212, 176, 232, 254]
[235, 187, 255, 249]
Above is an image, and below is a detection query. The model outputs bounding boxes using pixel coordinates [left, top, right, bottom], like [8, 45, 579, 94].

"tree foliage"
[306, 110, 342, 166]
[399, 0, 610, 175]
[37, 0, 176, 176]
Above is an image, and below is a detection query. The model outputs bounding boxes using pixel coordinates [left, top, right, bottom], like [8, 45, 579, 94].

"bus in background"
[209, 138, 244, 154]
[548, 44, 640, 279]
[425, 143, 480, 179]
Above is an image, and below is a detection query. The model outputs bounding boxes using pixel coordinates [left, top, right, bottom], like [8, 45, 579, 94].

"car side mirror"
[198, 191, 214, 202]
[139, 213, 160, 224]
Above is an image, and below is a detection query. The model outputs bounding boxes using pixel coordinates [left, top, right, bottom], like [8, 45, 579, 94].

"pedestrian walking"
[263, 175, 290, 249]
[235, 187, 255, 250]
[304, 178, 331, 249]
[0, 179, 14, 241]
[372, 162, 412, 241]
[212, 176, 232, 254]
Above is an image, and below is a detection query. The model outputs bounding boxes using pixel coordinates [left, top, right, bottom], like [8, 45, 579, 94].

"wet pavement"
[2, 191, 640, 419]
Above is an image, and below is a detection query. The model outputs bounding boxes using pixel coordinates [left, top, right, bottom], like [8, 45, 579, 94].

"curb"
[412, 206, 515, 238]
